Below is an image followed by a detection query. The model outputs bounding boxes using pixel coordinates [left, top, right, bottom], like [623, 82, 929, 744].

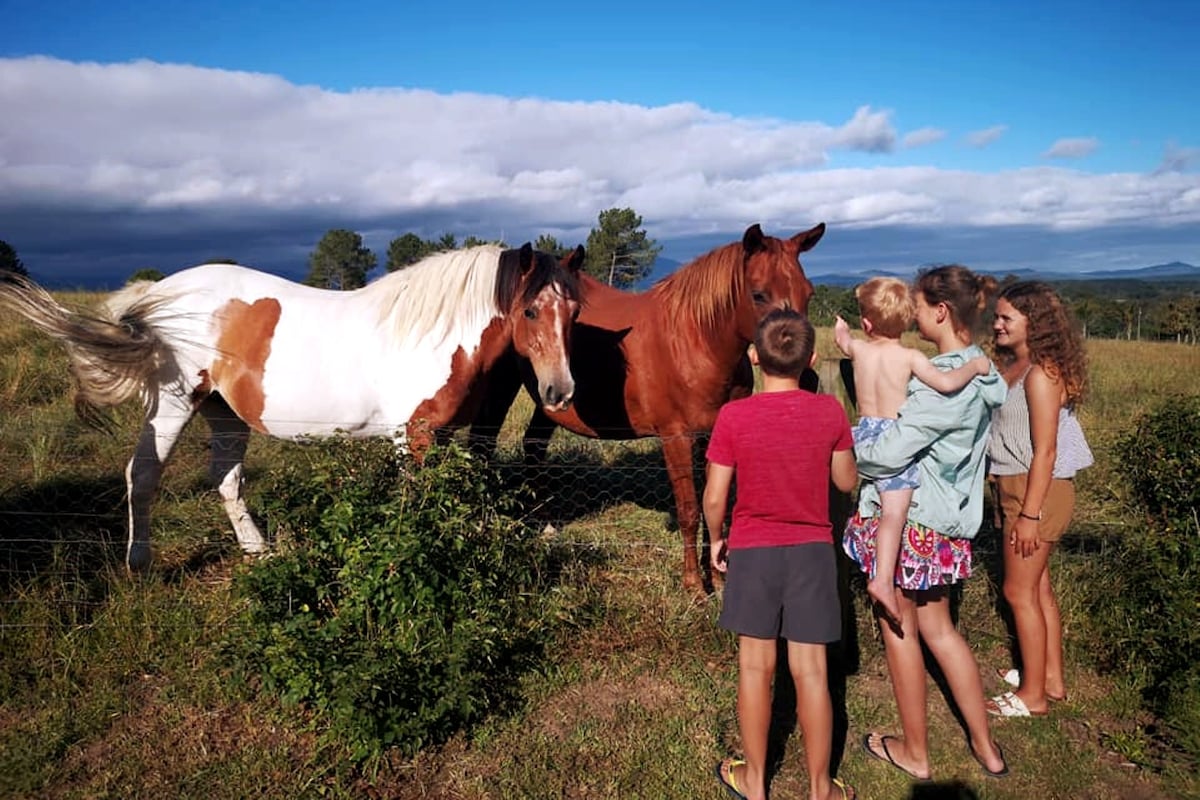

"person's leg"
[867, 589, 932, 779]
[915, 592, 1006, 772]
[868, 487, 910, 628]
[787, 641, 838, 800]
[1037, 561, 1066, 700]
[1001, 542, 1055, 713]
[733, 635, 777, 800]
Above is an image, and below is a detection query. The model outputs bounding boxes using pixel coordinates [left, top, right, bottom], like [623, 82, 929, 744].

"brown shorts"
[994, 473, 1076, 543]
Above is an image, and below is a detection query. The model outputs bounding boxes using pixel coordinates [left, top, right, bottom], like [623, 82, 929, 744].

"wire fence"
[0, 348, 1178, 636]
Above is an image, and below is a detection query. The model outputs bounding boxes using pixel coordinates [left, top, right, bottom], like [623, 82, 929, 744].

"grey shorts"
[854, 416, 920, 492]
[718, 543, 842, 644]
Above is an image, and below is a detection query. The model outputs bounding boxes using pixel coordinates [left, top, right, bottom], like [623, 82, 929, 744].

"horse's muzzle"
[541, 384, 574, 413]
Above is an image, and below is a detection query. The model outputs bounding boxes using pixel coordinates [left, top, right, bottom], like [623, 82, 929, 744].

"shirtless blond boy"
[835, 277, 991, 626]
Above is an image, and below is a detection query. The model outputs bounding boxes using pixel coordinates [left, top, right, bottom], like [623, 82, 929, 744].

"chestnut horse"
[0, 244, 583, 571]
[468, 223, 824, 593]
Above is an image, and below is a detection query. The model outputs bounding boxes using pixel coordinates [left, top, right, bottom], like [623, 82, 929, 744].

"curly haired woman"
[988, 281, 1093, 717]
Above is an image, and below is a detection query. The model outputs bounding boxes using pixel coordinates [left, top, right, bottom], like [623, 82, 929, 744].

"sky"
[2, 0, 1199, 286]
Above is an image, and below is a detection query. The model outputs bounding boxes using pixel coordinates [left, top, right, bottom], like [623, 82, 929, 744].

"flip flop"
[971, 741, 1010, 778]
[861, 732, 932, 781]
[996, 668, 1067, 701]
[832, 776, 857, 799]
[987, 691, 1048, 717]
[714, 758, 748, 800]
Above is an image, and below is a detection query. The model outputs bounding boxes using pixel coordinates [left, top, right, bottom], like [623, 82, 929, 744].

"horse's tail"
[0, 274, 174, 424]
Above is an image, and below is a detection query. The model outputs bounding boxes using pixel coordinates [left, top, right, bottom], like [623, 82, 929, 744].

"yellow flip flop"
[714, 758, 747, 800]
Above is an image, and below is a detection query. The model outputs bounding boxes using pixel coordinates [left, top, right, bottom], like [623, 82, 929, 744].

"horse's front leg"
[660, 431, 705, 597]
[522, 404, 556, 466]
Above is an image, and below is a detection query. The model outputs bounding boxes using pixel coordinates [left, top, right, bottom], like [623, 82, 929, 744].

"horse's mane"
[495, 246, 583, 311]
[371, 246, 504, 345]
[371, 245, 582, 345]
[650, 240, 745, 335]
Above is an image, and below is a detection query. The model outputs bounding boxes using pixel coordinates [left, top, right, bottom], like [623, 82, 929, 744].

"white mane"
[368, 246, 503, 345]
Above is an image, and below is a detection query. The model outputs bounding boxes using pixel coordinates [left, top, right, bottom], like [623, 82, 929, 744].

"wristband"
[1018, 511, 1041, 521]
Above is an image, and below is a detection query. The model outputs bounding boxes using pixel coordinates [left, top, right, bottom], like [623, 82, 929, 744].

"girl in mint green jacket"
[846, 265, 1010, 782]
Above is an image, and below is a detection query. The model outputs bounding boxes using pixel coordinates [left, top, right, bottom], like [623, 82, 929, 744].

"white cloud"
[902, 127, 946, 149]
[1043, 137, 1099, 159]
[966, 125, 1008, 148]
[1, 56, 1198, 259]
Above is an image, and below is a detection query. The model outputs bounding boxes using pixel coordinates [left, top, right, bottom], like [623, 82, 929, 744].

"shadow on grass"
[492, 443, 681, 526]
[0, 469, 243, 600]
[0, 474, 126, 592]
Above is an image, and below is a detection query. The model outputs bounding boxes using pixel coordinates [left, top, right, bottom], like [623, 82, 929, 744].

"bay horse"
[468, 223, 825, 594]
[0, 243, 583, 571]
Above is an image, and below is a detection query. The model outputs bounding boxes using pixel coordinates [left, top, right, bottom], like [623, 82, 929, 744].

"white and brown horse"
[0, 243, 584, 570]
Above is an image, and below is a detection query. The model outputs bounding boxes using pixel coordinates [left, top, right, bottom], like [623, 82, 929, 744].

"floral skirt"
[842, 510, 973, 591]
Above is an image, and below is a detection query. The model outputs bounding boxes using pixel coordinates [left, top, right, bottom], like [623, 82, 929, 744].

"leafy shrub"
[1085, 394, 1200, 769]
[1119, 394, 1200, 532]
[229, 438, 596, 761]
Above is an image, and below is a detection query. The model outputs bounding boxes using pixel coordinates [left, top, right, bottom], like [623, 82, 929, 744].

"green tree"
[584, 208, 661, 288]
[127, 268, 166, 283]
[463, 235, 506, 248]
[386, 233, 430, 272]
[305, 229, 376, 290]
[1072, 295, 1125, 339]
[436, 233, 458, 251]
[807, 284, 859, 328]
[0, 240, 29, 278]
[534, 234, 567, 258]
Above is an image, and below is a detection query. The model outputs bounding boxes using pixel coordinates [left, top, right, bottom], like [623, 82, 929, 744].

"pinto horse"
[468, 223, 824, 593]
[0, 243, 583, 571]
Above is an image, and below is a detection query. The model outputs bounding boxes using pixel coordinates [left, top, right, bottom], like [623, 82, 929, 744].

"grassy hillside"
[1, 293, 1197, 799]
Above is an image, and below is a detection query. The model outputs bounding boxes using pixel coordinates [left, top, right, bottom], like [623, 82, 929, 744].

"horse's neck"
[651, 291, 748, 371]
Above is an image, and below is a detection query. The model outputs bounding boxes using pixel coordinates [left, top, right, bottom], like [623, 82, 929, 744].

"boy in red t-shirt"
[705, 309, 858, 800]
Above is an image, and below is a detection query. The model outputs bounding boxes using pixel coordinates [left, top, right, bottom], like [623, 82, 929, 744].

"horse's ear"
[518, 242, 535, 273]
[562, 245, 585, 273]
[792, 222, 826, 253]
[742, 223, 765, 253]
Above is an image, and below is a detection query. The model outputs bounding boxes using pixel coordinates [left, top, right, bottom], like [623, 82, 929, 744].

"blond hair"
[855, 277, 913, 339]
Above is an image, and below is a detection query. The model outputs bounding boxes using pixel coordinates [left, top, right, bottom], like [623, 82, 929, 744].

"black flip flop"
[861, 733, 931, 781]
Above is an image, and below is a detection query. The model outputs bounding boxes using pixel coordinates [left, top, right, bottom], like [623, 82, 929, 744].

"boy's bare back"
[835, 314, 991, 420]
[842, 337, 923, 419]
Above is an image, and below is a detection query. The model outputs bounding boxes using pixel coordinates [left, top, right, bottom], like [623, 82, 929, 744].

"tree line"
[2, 223, 1196, 342]
[807, 279, 1199, 344]
[304, 207, 660, 291]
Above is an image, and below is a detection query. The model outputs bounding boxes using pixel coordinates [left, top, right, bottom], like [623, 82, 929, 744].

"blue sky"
[2, 0, 1198, 285]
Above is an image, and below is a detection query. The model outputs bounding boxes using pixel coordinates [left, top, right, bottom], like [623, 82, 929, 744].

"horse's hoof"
[126, 546, 153, 573]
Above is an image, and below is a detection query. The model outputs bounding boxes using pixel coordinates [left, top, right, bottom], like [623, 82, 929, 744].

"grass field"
[1, 295, 1198, 799]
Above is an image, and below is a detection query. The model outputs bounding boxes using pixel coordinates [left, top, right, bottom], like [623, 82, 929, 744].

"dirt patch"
[46, 677, 317, 799]
[531, 674, 687, 739]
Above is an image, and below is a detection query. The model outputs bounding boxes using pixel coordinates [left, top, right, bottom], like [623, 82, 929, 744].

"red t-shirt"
[706, 389, 854, 549]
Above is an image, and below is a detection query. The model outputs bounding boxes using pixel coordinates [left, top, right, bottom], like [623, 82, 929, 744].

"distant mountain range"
[640, 259, 1200, 289]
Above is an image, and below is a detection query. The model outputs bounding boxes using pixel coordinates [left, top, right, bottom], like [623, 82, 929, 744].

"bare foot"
[867, 578, 902, 631]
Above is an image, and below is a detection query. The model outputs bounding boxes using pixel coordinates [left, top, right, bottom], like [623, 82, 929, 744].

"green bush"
[1086, 394, 1200, 769]
[1119, 394, 1200, 533]
[229, 438, 593, 761]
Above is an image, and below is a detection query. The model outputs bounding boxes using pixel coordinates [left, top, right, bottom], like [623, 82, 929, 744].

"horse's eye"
[524, 308, 537, 320]
[751, 291, 769, 305]
[571, 306, 581, 321]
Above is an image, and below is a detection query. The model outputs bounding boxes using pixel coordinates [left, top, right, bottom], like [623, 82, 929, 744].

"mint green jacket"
[854, 345, 1008, 540]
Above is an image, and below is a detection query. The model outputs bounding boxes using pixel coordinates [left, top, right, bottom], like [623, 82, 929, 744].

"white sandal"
[996, 667, 1067, 701]
[987, 691, 1047, 717]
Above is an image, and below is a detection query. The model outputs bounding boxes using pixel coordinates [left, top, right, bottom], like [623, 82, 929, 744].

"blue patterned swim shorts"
[853, 416, 920, 491]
